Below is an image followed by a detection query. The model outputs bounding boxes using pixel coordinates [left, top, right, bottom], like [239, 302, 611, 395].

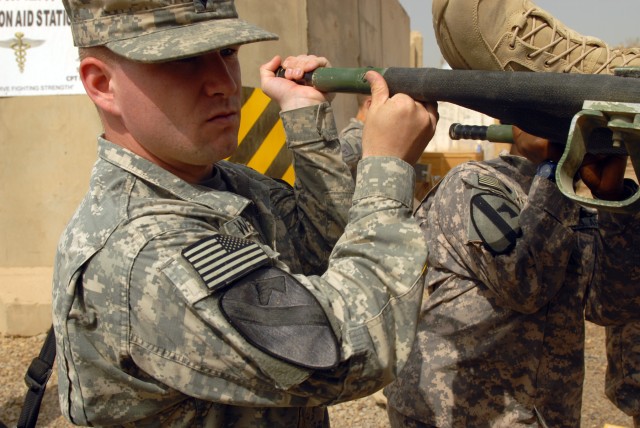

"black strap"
[17, 326, 56, 428]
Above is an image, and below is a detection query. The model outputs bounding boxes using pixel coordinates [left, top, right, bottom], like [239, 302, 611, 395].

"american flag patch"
[182, 234, 270, 292]
[477, 173, 513, 199]
[478, 174, 502, 191]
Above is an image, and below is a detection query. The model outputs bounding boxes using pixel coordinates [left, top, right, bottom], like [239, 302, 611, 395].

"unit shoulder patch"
[469, 192, 522, 255]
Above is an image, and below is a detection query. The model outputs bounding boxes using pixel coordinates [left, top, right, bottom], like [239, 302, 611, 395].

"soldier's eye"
[220, 47, 239, 58]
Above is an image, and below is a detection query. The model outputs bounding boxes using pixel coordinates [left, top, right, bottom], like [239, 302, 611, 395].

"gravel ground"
[0, 322, 635, 427]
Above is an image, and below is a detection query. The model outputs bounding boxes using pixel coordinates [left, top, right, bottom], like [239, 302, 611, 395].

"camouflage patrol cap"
[63, 0, 278, 62]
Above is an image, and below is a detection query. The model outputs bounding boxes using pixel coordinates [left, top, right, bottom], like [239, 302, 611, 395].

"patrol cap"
[63, 0, 279, 63]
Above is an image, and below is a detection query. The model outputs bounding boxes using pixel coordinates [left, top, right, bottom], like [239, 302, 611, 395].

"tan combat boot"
[432, 0, 640, 74]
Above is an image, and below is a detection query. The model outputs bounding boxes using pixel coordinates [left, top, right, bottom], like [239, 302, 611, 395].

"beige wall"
[410, 31, 424, 67]
[307, 0, 410, 129]
[0, 95, 101, 266]
[234, 0, 308, 87]
[0, 1, 410, 270]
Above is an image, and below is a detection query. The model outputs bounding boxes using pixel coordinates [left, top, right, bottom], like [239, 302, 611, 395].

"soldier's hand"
[512, 126, 563, 164]
[260, 55, 333, 111]
[361, 70, 438, 165]
[579, 153, 628, 200]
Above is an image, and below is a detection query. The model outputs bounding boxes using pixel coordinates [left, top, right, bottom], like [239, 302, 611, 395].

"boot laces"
[509, 8, 640, 73]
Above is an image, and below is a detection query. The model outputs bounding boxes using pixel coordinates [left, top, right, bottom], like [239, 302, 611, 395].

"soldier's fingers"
[365, 70, 389, 106]
[281, 55, 331, 79]
[260, 55, 282, 77]
[422, 101, 439, 124]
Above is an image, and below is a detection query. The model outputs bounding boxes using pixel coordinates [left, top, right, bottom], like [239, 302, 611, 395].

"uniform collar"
[498, 151, 538, 177]
[97, 137, 251, 217]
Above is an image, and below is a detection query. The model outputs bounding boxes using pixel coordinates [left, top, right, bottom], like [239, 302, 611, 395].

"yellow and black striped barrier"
[228, 87, 294, 185]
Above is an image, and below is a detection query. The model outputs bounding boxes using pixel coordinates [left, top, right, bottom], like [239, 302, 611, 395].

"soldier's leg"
[605, 323, 640, 426]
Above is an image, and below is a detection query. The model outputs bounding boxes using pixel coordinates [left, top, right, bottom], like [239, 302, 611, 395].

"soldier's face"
[107, 47, 243, 182]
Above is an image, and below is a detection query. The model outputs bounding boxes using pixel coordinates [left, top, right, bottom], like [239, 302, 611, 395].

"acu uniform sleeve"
[275, 103, 355, 273]
[429, 165, 580, 314]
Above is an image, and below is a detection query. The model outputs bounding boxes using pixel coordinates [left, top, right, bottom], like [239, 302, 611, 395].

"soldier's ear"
[79, 56, 119, 116]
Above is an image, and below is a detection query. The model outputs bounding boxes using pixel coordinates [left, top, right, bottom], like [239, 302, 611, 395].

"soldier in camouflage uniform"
[52, 0, 440, 426]
[424, 1, 640, 425]
[384, 126, 640, 427]
[339, 94, 372, 178]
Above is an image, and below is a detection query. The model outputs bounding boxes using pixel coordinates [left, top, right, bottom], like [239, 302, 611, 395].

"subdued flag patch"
[476, 173, 514, 199]
[182, 234, 269, 292]
[478, 174, 502, 191]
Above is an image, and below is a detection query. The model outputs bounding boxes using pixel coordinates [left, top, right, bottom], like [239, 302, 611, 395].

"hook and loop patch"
[220, 267, 339, 370]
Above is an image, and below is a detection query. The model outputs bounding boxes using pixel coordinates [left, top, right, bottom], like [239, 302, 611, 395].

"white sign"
[0, 0, 84, 96]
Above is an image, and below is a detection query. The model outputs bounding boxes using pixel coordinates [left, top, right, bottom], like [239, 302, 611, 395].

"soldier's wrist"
[593, 178, 639, 201]
[536, 160, 557, 183]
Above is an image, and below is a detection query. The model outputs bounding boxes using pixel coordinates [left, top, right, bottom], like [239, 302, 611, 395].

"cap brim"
[105, 18, 278, 63]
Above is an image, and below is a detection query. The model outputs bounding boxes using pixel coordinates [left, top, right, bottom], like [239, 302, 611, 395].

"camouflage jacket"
[52, 103, 427, 427]
[385, 153, 640, 428]
[338, 117, 363, 179]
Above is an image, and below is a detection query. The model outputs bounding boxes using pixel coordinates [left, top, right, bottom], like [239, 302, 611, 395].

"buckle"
[24, 357, 52, 393]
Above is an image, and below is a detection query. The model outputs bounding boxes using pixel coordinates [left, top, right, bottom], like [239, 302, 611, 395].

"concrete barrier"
[0, 267, 53, 336]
